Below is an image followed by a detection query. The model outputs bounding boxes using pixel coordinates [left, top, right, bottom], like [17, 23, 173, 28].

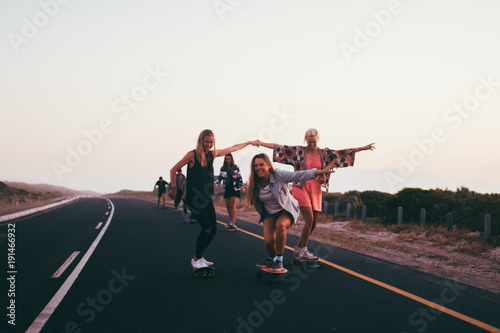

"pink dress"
[291, 156, 323, 211]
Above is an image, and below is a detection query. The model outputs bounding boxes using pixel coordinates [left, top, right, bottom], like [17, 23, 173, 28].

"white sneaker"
[293, 246, 300, 257]
[191, 258, 208, 269]
[299, 248, 318, 260]
[200, 257, 214, 266]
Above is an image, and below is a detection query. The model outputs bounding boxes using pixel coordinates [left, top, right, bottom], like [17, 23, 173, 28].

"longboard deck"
[292, 256, 323, 269]
[259, 267, 288, 274]
[193, 266, 215, 278]
[256, 267, 289, 284]
[292, 256, 319, 262]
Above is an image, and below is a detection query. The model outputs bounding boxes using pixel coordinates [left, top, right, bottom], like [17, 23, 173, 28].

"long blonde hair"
[247, 153, 275, 205]
[195, 129, 217, 167]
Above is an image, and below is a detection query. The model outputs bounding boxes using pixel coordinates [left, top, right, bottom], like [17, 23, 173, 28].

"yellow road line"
[217, 219, 500, 333]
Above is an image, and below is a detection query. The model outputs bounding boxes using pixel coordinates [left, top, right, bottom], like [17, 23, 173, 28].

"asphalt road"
[1, 197, 499, 333]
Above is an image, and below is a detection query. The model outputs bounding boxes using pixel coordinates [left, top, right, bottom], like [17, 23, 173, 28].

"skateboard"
[193, 266, 215, 278]
[291, 256, 324, 270]
[256, 267, 289, 284]
[226, 224, 237, 232]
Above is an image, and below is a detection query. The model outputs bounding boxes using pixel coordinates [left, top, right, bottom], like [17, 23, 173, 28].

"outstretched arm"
[314, 159, 338, 176]
[279, 160, 338, 183]
[216, 140, 259, 157]
[353, 143, 376, 153]
[256, 141, 277, 149]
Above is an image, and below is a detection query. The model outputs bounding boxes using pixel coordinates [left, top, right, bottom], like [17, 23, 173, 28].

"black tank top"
[186, 150, 214, 205]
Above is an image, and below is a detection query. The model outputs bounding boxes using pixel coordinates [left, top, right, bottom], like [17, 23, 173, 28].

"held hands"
[250, 140, 261, 147]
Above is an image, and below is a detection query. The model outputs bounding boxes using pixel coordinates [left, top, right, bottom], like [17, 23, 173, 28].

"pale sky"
[1, 0, 499, 194]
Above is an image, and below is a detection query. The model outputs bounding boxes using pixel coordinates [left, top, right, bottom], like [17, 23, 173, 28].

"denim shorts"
[259, 208, 284, 222]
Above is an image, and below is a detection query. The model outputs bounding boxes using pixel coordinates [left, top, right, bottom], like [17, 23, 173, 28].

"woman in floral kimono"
[259, 129, 375, 260]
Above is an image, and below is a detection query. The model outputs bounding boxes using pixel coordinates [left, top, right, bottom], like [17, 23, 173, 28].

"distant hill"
[0, 182, 30, 197]
[0, 181, 100, 216]
[4, 181, 101, 197]
[0, 181, 60, 213]
[106, 189, 155, 197]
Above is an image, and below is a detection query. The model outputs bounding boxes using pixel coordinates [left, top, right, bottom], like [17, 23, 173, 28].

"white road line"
[0, 196, 80, 224]
[95, 222, 103, 229]
[26, 198, 115, 333]
[51, 251, 80, 279]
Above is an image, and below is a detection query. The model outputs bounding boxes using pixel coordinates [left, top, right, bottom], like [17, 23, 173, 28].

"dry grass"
[391, 224, 497, 255]
[216, 197, 498, 255]
[327, 219, 498, 256]
[454, 239, 493, 255]
[0, 197, 66, 216]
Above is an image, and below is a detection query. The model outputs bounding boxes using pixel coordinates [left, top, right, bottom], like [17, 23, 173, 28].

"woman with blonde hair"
[259, 129, 375, 260]
[249, 153, 337, 271]
[169, 129, 258, 270]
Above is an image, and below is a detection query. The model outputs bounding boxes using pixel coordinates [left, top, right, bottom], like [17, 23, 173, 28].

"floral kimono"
[216, 165, 243, 191]
[273, 144, 355, 192]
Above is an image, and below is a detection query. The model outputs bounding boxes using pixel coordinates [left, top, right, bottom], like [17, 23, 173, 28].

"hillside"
[4, 181, 100, 196]
[105, 189, 156, 198]
[0, 181, 100, 216]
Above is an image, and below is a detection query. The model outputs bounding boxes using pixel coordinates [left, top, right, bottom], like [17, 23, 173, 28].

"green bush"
[322, 187, 499, 236]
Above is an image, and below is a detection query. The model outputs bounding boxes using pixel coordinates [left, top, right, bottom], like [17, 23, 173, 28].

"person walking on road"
[247, 153, 337, 271]
[169, 129, 258, 270]
[174, 169, 187, 211]
[154, 176, 169, 209]
[216, 153, 244, 229]
[258, 129, 375, 260]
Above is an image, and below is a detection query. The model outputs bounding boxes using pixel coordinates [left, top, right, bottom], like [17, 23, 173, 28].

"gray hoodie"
[254, 168, 318, 223]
